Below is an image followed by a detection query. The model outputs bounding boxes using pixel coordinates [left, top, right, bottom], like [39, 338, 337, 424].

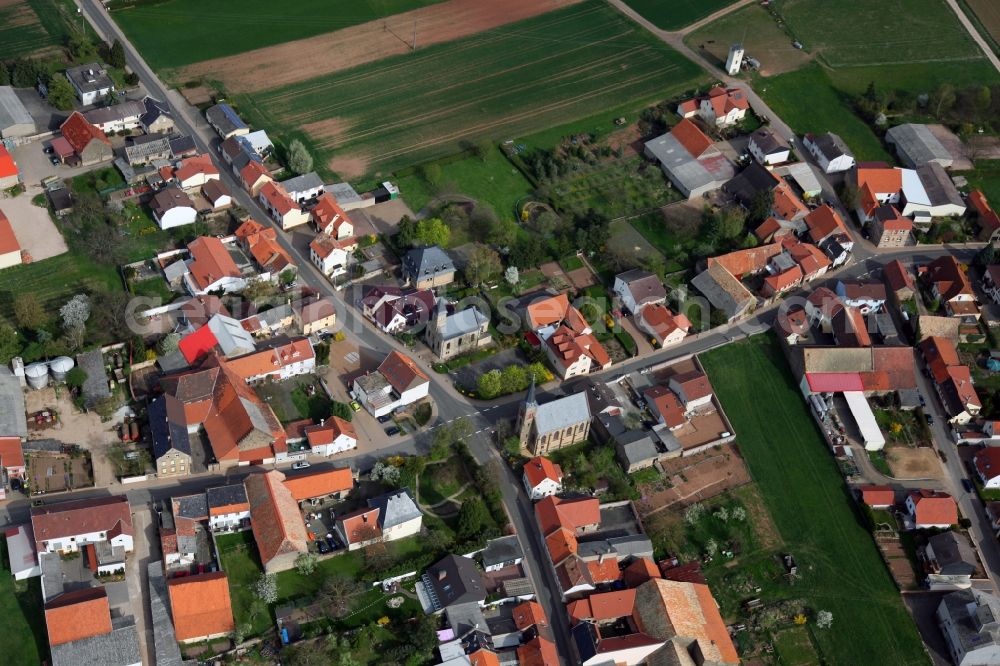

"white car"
[291, 461, 311, 470]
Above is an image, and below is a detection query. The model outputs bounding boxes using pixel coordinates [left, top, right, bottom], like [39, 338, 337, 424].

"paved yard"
[0, 188, 67, 262]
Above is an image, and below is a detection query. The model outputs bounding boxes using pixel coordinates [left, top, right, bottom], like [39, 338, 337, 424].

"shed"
[885, 123, 953, 168]
[843, 391, 885, 451]
[75, 349, 111, 408]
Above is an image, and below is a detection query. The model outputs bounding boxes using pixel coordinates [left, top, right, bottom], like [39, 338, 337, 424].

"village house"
[150, 186, 197, 230]
[522, 292, 610, 379]
[167, 572, 236, 643]
[44, 587, 141, 666]
[482, 534, 523, 573]
[302, 416, 357, 457]
[353, 350, 430, 417]
[240, 160, 273, 196]
[885, 123, 954, 168]
[923, 255, 979, 321]
[969, 190, 1000, 242]
[206, 483, 251, 532]
[835, 280, 887, 314]
[335, 488, 422, 550]
[0, 145, 18, 189]
[280, 172, 324, 203]
[124, 133, 172, 165]
[56, 112, 112, 166]
[644, 385, 686, 430]
[309, 234, 352, 278]
[292, 295, 337, 335]
[748, 127, 790, 165]
[856, 162, 966, 225]
[234, 218, 294, 279]
[182, 236, 247, 295]
[259, 181, 311, 230]
[907, 489, 958, 529]
[883, 259, 917, 304]
[82, 99, 145, 133]
[802, 132, 855, 173]
[523, 455, 563, 500]
[312, 192, 354, 238]
[0, 86, 35, 139]
[921, 531, 978, 590]
[31, 495, 133, 554]
[425, 299, 491, 361]
[283, 467, 354, 504]
[244, 470, 309, 573]
[859, 485, 895, 509]
[676, 86, 749, 127]
[635, 303, 691, 347]
[65, 62, 114, 105]
[937, 588, 1000, 666]
[226, 336, 316, 383]
[202, 179, 233, 212]
[983, 265, 1000, 305]
[149, 395, 193, 478]
[975, 447, 1000, 489]
[159, 153, 220, 191]
[403, 245, 456, 289]
[360, 285, 434, 334]
[0, 210, 22, 271]
[612, 269, 666, 315]
[205, 103, 249, 140]
[867, 204, 913, 248]
[517, 382, 591, 455]
[140, 96, 173, 133]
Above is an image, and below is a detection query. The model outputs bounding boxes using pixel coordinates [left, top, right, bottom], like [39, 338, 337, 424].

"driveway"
[0, 188, 67, 261]
[125, 505, 155, 666]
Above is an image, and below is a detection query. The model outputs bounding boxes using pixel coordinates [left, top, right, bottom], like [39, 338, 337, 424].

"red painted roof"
[167, 571, 235, 641]
[0, 145, 17, 179]
[805, 372, 864, 392]
[859, 485, 895, 507]
[282, 467, 353, 501]
[0, 436, 25, 469]
[909, 489, 958, 526]
[178, 324, 218, 364]
[0, 209, 20, 257]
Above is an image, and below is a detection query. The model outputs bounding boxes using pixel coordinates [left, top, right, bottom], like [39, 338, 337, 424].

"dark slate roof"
[207, 483, 248, 508]
[940, 589, 1000, 654]
[723, 161, 778, 206]
[168, 135, 196, 157]
[173, 493, 209, 520]
[149, 396, 192, 460]
[140, 96, 171, 128]
[928, 531, 977, 576]
[915, 162, 964, 208]
[403, 245, 455, 281]
[50, 621, 141, 666]
[482, 535, 523, 568]
[750, 127, 788, 155]
[809, 132, 853, 161]
[146, 561, 183, 666]
[206, 103, 247, 136]
[424, 554, 487, 608]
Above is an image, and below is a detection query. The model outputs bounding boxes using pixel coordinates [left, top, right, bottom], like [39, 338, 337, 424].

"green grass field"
[0, 0, 78, 61]
[0, 253, 122, 327]
[623, 0, 738, 31]
[236, 0, 706, 178]
[112, 0, 443, 70]
[779, 0, 982, 68]
[0, 542, 49, 665]
[758, 65, 892, 162]
[700, 335, 929, 666]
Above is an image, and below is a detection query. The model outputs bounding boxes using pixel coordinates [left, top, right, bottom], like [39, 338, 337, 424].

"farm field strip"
[963, 0, 1000, 51]
[700, 335, 929, 666]
[237, 0, 705, 176]
[177, 0, 584, 91]
[112, 0, 445, 70]
[623, 0, 741, 31]
[0, 2, 58, 60]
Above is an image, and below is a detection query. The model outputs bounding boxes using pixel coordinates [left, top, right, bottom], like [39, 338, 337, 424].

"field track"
[181, 0, 584, 93]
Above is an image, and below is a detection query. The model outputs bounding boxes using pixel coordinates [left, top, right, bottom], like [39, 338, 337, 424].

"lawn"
[394, 147, 533, 222]
[542, 156, 682, 221]
[0, 542, 48, 665]
[773, 626, 820, 666]
[0, 253, 123, 327]
[699, 334, 929, 666]
[959, 161, 1000, 204]
[112, 0, 444, 70]
[757, 65, 892, 163]
[777, 0, 983, 69]
[216, 531, 273, 636]
[418, 458, 471, 506]
[235, 0, 706, 178]
[623, 0, 739, 30]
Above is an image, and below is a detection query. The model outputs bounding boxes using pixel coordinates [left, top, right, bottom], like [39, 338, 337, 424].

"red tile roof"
[641, 579, 739, 664]
[586, 557, 622, 584]
[534, 496, 600, 535]
[282, 467, 354, 501]
[857, 165, 902, 195]
[512, 600, 548, 630]
[337, 506, 381, 545]
[546, 325, 611, 370]
[240, 160, 271, 187]
[0, 436, 24, 469]
[44, 587, 113, 646]
[260, 181, 298, 215]
[705, 86, 749, 116]
[187, 236, 241, 292]
[805, 204, 848, 244]
[623, 557, 661, 587]
[304, 415, 356, 449]
[568, 588, 636, 622]
[59, 111, 110, 154]
[310, 234, 347, 260]
[638, 303, 690, 342]
[31, 495, 132, 550]
[671, 370, 713, 402]
[708, 242, 783, 279]
[0, 210, 18, 258]
[772, 177, 808, 220]
[644, 386, 685, 428]
[516, 635, 559, 666]
[859, 485, 895, 507]
[468, 649, 500, 666]
[0, 145, 17, 179]
[920, 336, 961, 384]
[525, 293, 571, 329]
[312, 192, 353, 235]
[670, 118, 713, 158]
[883, 259, 915, 294]
[924, 255, 974, 302]
[378, 350, 429, 393]
[908, 489, 958, 526]
[226, 337, 314, 380]
[523, 456, 562, 489]
[975, 448, 1000, 484]
[785, 240, 831, 279]
[245, 470, 309, 567]
[167, 571, 236, 641]
[763, 265, 802, 296]
[173, 153, 218, 183]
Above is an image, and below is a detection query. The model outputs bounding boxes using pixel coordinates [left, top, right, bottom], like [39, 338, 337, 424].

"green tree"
[65, 366, 87, 389]
[288, 139, 314, 175]
[46, 76, 76, 111]
[412, 217, 450, 248]
[68, 33, 97, 61]
[157, 333, 181, 357]
[746, 191, 773, 227]
[0, 325, 20, 364]
[420, 163, 442, 187]
[464, 246, 502, 285]
[13, 294, 47, 330]
[109, 39, 126, 69]
[294, 553, 318, 575]
[976, 85, 992, 119]
[477, 369, 503, 399]
[717, 206, 747, 241]
[499, 365, 527, 394]
[456, 497, 490, 540]
[931, 83, 956, 118]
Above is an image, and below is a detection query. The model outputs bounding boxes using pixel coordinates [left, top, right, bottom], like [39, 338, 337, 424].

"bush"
[414, 402, 432, 426]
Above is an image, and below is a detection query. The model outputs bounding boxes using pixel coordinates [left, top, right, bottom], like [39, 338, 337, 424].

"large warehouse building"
[0, 87, 35, 139]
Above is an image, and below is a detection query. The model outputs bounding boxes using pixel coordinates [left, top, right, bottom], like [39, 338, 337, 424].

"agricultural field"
[0, 0, 71, 61]
[622, 0, 739, 31]
[111, 0, 445, 70]
[757, 65, 892, 163]
[684, 4, 811, 77]
[0, 542, 47, 666]
[778, 0, 982, 69]
[0, 253, 122, 327]
[700, 335, 929, 666]
[233, 0, 706, 178]
[961, 0, 1000, 54]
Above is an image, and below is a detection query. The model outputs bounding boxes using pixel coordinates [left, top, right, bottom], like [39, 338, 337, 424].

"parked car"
[938, 449, 948, 463]
[318, 541, 330, 554]
[962, 479, 975, 493]
[377, 414, 391, 424]
[925, 413, 934, 425]
[325, 534, 337, 551]
[919, 394, 926, 407]
[385, 426, 400, 436]
[292, 461, 311, 470]
[43, 146, 53, 154]
[49, 156, 60, 166]
[350, 401, 361, 412]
